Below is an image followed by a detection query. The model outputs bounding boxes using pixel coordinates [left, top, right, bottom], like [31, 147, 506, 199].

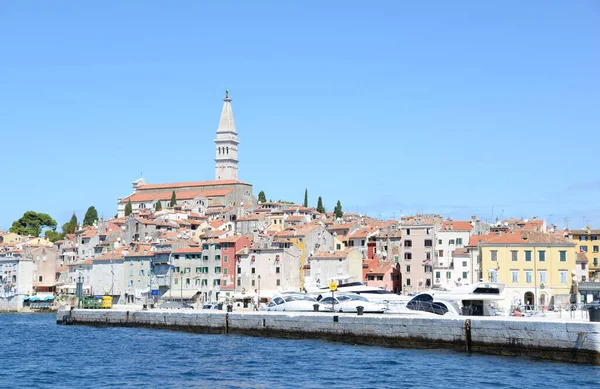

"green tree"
[45, 230, 64, 243]
[125, 200, 133, 216]
[258, 190, 267, 203]
[170, 191, 177, 207]
[62, 212, 78, 235]
[9, 211, 57, 237]
[83, 206, 99, 227]
[155, 201, 162, 211]
[303, 189, 308, 208]
[334, 200, 343, 219]
[316, 197, 325, 213]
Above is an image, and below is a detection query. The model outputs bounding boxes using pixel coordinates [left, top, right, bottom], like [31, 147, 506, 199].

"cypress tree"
[303, 189, 308, 208]
[334, 200, 343, 219]
[316, 196, 325, 213]
[258, 190, 267, 203]
[83, 206, 99, 227]
[170, 191, 177, 207]
[155, 201, 162, 211]
[125, 200, 133, 216]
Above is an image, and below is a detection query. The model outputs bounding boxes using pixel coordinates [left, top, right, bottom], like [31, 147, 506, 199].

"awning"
[579, 282, 600, 292]
[23, 296, 30, 301]
[43, 296, 55, 301]
[161, 290, 199, 300]
[29, 296, 41, 302]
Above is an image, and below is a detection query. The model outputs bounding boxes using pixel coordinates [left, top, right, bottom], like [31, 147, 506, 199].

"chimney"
[243, 245, 249, 255]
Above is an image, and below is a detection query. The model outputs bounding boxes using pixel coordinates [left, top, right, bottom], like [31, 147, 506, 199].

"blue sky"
[1, 1, 599, 231]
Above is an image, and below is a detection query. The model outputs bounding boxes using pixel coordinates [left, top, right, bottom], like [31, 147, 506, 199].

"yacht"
[406, 282, 505, 316]
[304, 275, 412, 313]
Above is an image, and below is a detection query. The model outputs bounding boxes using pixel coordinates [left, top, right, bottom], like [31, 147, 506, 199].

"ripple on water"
[0, 314, 599, 389]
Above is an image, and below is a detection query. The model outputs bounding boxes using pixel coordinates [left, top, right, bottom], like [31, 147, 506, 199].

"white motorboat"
[305, 275, 411, 312]
[406, 282, 506, 316]
[263, 293, 319, 312]
[317, 293, 387, 313]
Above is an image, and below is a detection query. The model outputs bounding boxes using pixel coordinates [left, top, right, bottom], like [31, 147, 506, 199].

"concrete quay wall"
[56, 308, 600, 365]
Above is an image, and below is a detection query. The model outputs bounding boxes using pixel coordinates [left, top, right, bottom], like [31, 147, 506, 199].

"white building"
[0, 250, 33, 311]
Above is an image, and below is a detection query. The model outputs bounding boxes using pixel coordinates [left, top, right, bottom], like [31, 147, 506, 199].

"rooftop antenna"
[564, 218, 569, 229]
[548, 214, 553, 226]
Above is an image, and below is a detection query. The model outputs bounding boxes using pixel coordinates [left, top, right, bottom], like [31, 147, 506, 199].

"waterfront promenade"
[57, 306, 600, 365]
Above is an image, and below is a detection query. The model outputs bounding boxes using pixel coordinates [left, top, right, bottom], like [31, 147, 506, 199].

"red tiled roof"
[174, 247, 203, 254]
[120, 189, 232, 204]
[481, 231, 575, 245]
[137, 180, 249, 190]
[576, 252, 589, 263]
[440, 221, 473, 231]
[311, 250, 348, 259]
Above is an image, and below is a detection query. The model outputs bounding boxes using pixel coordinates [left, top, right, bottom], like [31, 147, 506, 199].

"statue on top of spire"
[225, 88, 229, 99]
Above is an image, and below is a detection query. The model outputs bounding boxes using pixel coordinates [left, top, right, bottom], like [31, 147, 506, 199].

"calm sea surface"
[0, 313, 598, 389]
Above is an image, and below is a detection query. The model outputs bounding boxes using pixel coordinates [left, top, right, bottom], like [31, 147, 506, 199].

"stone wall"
[57, 308, 600, 365]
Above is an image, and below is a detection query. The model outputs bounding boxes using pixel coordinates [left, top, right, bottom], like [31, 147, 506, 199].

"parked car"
[263, 293, 318, 312]
[202, 303, 222, 310]
[318, 293, 386, 313]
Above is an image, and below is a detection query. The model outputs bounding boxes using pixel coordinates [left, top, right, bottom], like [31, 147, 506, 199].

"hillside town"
[1, 91, 599, 312]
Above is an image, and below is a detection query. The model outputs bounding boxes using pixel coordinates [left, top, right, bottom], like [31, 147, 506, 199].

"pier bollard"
[356, 306, 364, 316]
[313, 304, 320, 312]
[227, 305, 233, 313]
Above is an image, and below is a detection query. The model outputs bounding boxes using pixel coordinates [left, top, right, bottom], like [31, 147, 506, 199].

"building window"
[377, 275, 384, 281]
[237, 279, 241, 286]
[405, 229, 410, 235]
[215, 255, 221, 261]
[224, 268, 228, 274]
[511, 251, 518, 262]
[223, 243, 228, 250]
[426, 252, 431, 260]
[202, 279, 208, 286]
[424, 240, 432, 247]
[449, 239, 455, 245]
[361, 240, 366, 246]
[511, 271, 519, 283]
[276, 279, 281, 286]
[406, 265, 411, 273]
[223, 280, 228, 287]
[580, 236, 587, 241]
[251, 268, 256, 274]
[404, 240, 412, 248]
[38, 275, 43, 282]
[581, 246, 588, 252]
[404, 253, 412, 260]
[214, 279, 221, 286]
[456, 238, 463, 245]
[539, 271, 547, 285]
[462, 271, 467, 279]
[424, 265, 432, 273]
[438, 239, 442, 245]
[559, 251, 566, 262]
[462, 261, 467, 267]
[425, 279, 431, 286]
[560, 271, 568, 284]
[406, 278, 411, 286]
[251, 280, 255, 286]
[186, 278, 190, 286]
[525, 251, 532, 262]
[195, 278, 201, 286]
[525, 271, 532, 284]
[237, 267, 241, 274]
[438, 250, 444, 257]
[538, 251, 546, 262]
[185, 267, 190, 273]
[174, 278, 178, 285]
[491, 250, 498, 262]
[224, 256, 228, 263]
[215, 267, 221, 274]
[594, 258, 598, 267]
[203, 256, 208, 261]
[593, 246, 599, 253]
[426, 228, 431, 235]
[336, 244, 341, 250]
[435, 271, 440, 279]
[276, 267, 280, 274]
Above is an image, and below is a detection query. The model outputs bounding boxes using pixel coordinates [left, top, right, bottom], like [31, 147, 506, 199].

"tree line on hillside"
[9, 206, 100, 243]
[257, 188, 343, 218]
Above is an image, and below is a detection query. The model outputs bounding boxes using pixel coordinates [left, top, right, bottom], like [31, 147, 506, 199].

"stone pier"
[56, 308, 600, 365]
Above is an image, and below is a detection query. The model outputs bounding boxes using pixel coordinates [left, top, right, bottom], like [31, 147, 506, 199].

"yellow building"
[274, 223, 334, 287]
[568, 226, 599, 281]
[0, 232, 24, 245]
[480, 231, 576, 308]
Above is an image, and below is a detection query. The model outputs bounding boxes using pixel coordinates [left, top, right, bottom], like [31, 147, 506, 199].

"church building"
[117, 90, 256, 217]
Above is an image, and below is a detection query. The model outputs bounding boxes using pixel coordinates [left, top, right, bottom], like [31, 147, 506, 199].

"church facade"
[117, 91, 256, 217]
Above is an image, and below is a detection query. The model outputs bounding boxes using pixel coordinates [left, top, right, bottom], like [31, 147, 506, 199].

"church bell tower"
[215, 88, 239, 181]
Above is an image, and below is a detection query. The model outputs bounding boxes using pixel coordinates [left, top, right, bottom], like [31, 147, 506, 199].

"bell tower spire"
[215, 88, 239, 181]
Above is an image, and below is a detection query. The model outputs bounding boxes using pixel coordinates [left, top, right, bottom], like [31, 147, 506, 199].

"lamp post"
[76, 270, 83, 309]
[258, 275, 261, 304]
[180, 271, 184, 305]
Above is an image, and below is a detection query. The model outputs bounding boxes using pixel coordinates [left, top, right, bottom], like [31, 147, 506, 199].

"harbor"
[56, 306, 600, 365]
